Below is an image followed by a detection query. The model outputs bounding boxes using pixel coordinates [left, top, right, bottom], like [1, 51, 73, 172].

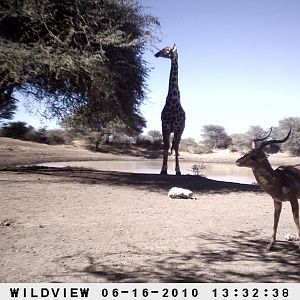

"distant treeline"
[1, 117, 300, 155]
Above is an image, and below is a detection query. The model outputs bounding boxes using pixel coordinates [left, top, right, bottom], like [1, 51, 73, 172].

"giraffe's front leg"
[161, 131, 170, 175]
[173, 133, 181, 175]
[175, 154, 181, 175]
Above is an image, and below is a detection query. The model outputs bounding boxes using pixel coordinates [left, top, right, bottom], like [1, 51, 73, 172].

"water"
[38, 160, 256, 184]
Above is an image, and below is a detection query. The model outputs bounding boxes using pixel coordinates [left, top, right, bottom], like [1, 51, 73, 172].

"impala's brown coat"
[236, 130, 300, 250]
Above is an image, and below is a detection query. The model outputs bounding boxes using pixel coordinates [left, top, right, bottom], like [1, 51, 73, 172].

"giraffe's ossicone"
[155, 44, 186, 175]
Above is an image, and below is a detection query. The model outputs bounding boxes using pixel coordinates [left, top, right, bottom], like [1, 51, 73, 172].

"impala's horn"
[251, 127, 273, 149]
[258, 128, 292, 151]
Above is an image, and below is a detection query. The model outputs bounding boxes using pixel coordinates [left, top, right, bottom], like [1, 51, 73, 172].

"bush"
[136, 135, 153, 147]
[277, 117, 300, 156]
[0, 122, 70, 145]
[192, 144, 213, 154]
[44, 130, 69, 145]
[201, 125, 231, 150]
[180, 138, 198, 152]
[147, 130, 162, 143]
[228, 145, 238, 153]
[0, 121, 33, 139]
[191, 162, 206, 176]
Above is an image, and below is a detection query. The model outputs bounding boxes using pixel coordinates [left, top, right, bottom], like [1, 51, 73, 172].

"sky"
[13, 0, 300, 140]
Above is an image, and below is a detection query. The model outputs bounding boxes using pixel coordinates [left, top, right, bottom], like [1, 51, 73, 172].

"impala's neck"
[252, 160, 278, 190]
[167, 54, 180, 103]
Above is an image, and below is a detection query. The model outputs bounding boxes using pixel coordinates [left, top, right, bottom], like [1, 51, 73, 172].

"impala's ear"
[171, 44, 177, 52]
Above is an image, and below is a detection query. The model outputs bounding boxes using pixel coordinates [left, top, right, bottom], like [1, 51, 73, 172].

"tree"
[230, 126, 280, 153]
[230, 133, 248, 152]
[277, 117, 300, 155]
[180, 137, 197, 152]
[245, 126, 270, 150]
[201, 125, 231, 149]
[0, 121, 33, 139]
[0, 0, 160, 128]
[147, 130, 162, 142]
[62, 114, 145, 150]
[0, 87, 17, 121]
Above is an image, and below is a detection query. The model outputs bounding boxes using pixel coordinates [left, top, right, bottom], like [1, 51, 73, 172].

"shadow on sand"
[50, 230, 300, 283]
[2, 165, 261, 194]
[3, 166, 300, 282]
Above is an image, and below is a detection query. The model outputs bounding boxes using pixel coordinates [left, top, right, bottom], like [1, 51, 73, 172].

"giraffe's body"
[155, 44, 185, 175]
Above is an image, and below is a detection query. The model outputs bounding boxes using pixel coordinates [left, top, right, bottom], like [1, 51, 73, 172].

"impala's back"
[277, 164, 300, 196]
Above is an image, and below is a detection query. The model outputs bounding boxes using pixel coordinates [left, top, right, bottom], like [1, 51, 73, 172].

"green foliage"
[0, 0, 160, 128]
[245, 126, 271, 151]
[86, 132, 105, 151]
[180, 138, 197, 152]
[192, 144, 213, 154]
[230, 133, 248, 152]
[277, 117, 300, 155]
[179, 138, 212, 154]
[246, 126, 267, 140]
[0, 121, 70, 144]
[191, 162, 206, 176]
[147, 130, 162, 142]
[1, 121, 33, 139]
[64, 114, 146, 150]
[241, 123, 300, 155]
[0, 87, 17, 121]
[43, 129, 71, 145]
[230, 126, 281, 153]
[201, 125, 231, 150]
[136, 134, 153, 147]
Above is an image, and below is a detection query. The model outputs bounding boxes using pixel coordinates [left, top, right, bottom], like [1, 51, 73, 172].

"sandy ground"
[0, 137, 300, 283]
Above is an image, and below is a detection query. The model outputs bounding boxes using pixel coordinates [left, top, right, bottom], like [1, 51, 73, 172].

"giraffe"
[155, 44, 186, 175]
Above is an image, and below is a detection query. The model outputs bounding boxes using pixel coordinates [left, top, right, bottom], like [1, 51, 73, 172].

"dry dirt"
[0, 137, 300, 283]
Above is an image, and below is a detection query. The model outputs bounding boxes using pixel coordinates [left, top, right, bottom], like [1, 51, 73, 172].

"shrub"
[0, 122, 70, 145]
[191, 163, 206, 176]
[192, 144, 213, 154]
[44, 130, 69, 145]
[136, 135, 153, 147]
[0, 121, 33, 139]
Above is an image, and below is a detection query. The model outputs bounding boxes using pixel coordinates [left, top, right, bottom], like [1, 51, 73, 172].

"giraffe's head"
[155, 44, 177, 59]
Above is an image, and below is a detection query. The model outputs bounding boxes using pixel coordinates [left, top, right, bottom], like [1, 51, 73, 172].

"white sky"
[13, 0, 300, 140]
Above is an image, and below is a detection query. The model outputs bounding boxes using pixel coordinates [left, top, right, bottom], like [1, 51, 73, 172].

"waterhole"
[38, 160, 256, 184]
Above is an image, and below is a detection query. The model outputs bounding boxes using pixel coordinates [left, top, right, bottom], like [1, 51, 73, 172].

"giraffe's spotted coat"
[155, 44, 186, 175]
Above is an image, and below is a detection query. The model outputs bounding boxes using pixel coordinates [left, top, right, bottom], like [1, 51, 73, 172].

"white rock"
[285, 233, 299, 241]
[168, 187, 193, 199]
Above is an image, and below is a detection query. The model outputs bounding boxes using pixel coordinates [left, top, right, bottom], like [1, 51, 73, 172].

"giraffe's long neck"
[167, 54, 180, 102]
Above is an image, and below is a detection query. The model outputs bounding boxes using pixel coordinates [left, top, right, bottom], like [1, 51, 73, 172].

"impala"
[236, 129, 300, 251]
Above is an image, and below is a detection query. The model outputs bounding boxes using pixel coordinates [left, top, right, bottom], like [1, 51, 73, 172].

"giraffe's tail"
[169, 137, 175, 156]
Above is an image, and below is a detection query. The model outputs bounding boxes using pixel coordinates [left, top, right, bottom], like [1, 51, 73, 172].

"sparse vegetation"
[0, 121, 72, 145]
[201, 125, 231, 150]
[1, 117, 300, 156]
[228, 120, 300, 155]
[191, 162, 206, 176]
[277, 117, 300, 156]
